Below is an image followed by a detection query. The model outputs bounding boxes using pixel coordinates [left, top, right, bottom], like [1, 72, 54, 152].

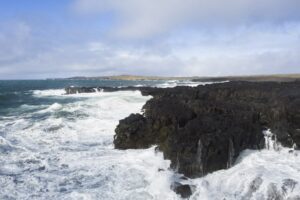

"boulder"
[171, 182, 193, 198]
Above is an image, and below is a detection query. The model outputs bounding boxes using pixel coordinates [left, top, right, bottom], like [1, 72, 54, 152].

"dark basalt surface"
[171, 182, 192, 198]
[112, 81, 300, 178]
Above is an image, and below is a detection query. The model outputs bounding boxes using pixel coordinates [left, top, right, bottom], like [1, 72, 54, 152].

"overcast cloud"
[0, 0, 299, 79]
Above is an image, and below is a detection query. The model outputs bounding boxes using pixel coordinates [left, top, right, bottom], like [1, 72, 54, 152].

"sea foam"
[0, 90, 179, 199]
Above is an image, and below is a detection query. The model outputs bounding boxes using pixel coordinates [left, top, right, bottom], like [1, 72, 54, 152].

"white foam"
[187, 130, 299, 200]
[37, 103, 63, 113]
[0, 90, 180, 199]
[189, 148, 300, 200]
[133, 84, 145, 87]
[32, 89, 66, 97]
[155, 80, 227, 88]
[263, 129, 282, 151]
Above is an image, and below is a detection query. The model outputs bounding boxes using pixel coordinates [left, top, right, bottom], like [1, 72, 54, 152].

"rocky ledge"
[113, 81, 300, 179]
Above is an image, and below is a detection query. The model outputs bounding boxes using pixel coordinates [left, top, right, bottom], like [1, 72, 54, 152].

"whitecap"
[32, 89, 66, 97]
[37, 103, 63, 113]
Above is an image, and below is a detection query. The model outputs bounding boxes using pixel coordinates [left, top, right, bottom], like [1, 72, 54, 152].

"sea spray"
[188, 130, 300, 200]
[263, 129, 281, 151]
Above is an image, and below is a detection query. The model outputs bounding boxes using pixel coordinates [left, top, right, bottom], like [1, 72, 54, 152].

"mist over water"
[0, 80, 300, 200]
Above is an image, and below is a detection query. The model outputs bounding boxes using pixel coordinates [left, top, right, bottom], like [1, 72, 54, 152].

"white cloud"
[172, 23, 300, 76]
[0, 37, 183, 78]
[72, 0, 300, 38]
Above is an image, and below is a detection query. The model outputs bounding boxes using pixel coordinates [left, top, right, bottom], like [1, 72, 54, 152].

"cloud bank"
[73, 0, 300, 38]
[0, 0, 299, 79]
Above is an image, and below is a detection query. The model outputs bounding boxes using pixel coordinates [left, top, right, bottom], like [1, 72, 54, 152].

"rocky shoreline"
[65, 81, 300, 198]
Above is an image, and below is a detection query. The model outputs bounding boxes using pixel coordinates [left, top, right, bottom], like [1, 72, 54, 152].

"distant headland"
[49, 74, 300, 82]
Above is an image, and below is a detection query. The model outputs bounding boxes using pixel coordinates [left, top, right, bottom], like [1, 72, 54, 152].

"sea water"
[0, 80, 299, 200]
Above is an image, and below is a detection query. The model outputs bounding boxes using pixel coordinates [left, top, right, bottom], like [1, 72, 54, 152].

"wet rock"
[114, 114, 152, 149]
[171, 182, 192, 198]
[65, 86, 96, 94]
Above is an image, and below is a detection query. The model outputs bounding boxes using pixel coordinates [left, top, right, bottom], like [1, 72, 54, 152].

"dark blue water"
[0, 79, 163, 116]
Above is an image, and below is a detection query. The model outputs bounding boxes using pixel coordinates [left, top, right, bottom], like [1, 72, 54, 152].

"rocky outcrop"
[65, 86, 158, 95]
[113, 81, 300, 179]
[171, 182, 193, 198]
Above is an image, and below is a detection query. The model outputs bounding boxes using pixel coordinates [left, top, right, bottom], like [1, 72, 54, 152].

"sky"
[0, 0, 300, 79]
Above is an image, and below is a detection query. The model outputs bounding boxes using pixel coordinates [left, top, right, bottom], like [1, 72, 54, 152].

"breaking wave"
[0, 90, 180, 199]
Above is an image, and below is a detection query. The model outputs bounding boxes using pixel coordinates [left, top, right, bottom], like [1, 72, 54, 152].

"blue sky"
[0, 0, 300, 79]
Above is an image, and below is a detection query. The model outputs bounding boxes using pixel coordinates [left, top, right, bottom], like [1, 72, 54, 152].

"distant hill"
[53, 74, 300, 82]
[59, 75, 196, 81]
[192, 74, 300, 82]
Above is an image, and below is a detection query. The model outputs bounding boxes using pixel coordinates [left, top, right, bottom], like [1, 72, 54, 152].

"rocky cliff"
[113, 81, 300, 179]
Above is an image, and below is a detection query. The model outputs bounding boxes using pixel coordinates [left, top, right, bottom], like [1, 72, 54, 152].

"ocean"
[0, 80, 299, 200]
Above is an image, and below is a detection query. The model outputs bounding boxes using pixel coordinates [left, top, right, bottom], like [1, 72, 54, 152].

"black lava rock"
[114, 81, 300, 178]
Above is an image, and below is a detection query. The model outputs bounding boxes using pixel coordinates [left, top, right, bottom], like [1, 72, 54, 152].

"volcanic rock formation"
[113, 81, 300, 178]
